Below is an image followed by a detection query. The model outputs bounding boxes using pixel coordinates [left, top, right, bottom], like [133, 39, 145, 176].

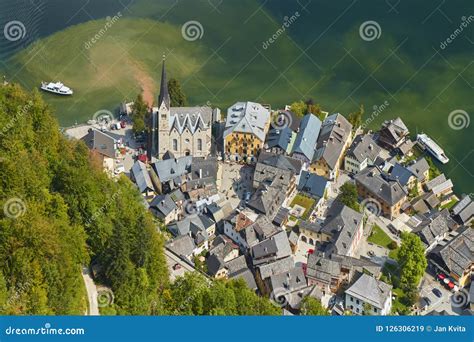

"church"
[147, 58, 220, 160]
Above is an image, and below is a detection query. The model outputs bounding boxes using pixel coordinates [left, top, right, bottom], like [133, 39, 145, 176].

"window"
[185, 138, 190, 144]
[173, 139, 178, 151]
[350, 296, 353, 302]
[356, 299, 360, 305]
[197, 138, 202, 151]
[374, 308, 377, 313]
[356, 308, 359, 313]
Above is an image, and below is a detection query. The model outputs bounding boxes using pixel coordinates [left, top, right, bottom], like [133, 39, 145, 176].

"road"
[82, 266, 99, 316]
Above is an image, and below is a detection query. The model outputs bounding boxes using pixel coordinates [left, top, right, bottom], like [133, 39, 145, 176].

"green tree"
[397, 232, 427, 291]
[168, 78, 187, 107]
[300, 297, 328, 315]
[131, 94, 148, 134]
[290, 100, 307, 117]
[348, 104, 364, 129]
[362, 302, 372, 315]
[338, 182, 360, 212]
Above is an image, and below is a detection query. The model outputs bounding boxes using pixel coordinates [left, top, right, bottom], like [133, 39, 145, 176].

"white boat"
[417, 133, 449, 164]
[40, 81, 73, 95]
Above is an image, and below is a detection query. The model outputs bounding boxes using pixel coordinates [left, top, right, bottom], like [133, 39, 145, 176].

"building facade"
[223, 101, 271, 163]
[148, 58, 219, 160]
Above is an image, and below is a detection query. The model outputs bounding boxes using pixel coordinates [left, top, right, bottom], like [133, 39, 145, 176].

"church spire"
[158, 54, 170, 108]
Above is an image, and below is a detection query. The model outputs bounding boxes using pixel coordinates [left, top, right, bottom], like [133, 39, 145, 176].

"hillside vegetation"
[0, 84, 278, 315]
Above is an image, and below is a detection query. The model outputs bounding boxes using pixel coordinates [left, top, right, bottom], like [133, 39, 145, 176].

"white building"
[344, 134, 381, 174]
[345, 274, 392, 315]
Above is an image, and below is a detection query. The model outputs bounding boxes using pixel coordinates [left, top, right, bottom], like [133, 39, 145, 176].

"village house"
[149, 155, 192, 194]
[306, 254, 383, 295]
[147, 59, 219, 159]
[451, 195, 474, 226]
[377, 117, 409, 150]
[412, 209, 457, 252]
[264, 110, 300, 155]
[290, 113, 321, 165]
[253, 152, 301, 203]
[355, 166, 408, 219]
[345, 273, 392, 315]
[296, 171, 329, 216]
[428, 227, 473, 288]
[130, 160, 155, 199]
[251, 231, 292, 266]
[167, 214, 216, 254]
[223, 210, 259, 249]
[344, 134, 382, 174]
[149, 193, 180, 224]
[320, 203, 364, 257]
[223, 101, 271, 163]
[310, 113, 352, 180]
[81, 128, 119, 173]
[424, 174, 454, 203]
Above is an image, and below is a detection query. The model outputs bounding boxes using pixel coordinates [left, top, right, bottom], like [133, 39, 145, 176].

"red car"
[437, 273, 446, 281]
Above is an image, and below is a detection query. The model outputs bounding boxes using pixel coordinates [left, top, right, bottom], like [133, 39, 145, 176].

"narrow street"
[82, 266, 99, 316]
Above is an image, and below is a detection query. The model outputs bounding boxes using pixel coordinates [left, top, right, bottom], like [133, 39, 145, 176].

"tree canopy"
[397, 232, 427, 292]
[300, 297, 328, 315]
[0, 84, 167, 314]
[131, 93, 148, 134]
[168, 78, 187, 107]
[338, 182, 360, 212]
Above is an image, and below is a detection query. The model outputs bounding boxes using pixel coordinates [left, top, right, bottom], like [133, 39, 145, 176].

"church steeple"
[158, 54, 170, 108]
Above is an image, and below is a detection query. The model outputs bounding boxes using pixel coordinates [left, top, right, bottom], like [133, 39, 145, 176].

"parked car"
[432, 288, 442, 298]
[423, 297, 432, 306]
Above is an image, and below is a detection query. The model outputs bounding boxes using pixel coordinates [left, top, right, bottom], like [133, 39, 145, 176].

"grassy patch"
[389, 247, 400, 260]
[439, 198, 458, 210]
[367, 225, 394, 249]
[290, 194, 315, 218]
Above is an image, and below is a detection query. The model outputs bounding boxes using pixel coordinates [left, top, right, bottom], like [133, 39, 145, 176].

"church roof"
[158, 57, 170, 108]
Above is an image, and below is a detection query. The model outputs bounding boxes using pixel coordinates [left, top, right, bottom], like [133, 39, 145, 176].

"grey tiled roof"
[425, 174, 447, 191]
[224, 101, 270, 141]
[207, 254, 226, 276]
[439, 227, 473, 278]
[313, 113, 352, 169]
[388, 163, 414, 186]
[251, 231, 291, 263]
[266, 126, 294, 152]
[345, 273, 392, 309]
[131, 161, 154, 193]
[166, 235, 195, 258]
[306, 254, 341, 282]
[152, 156, 192, 182]
[452, 196, 474, 224]
[291, 113, 322, 161]
[257, 256, 295, 280]
[299, 220, 323, 233]
[269, 267, 307, 293]
[346, 134, 381, 163]
[407, 158, 430, 181]
[226, 255, 248, 275]
[355, 166, 407, 205]
[258, 151, 303, 174]
[149, 194, 177, 218]
[168, 214, 214, 238]
[297, 171, 328, 198]
[230, 268, 257, 290]
[414, 211, 451, 246]
[81, 129, 117, 158]
[322, 202, 363, 256]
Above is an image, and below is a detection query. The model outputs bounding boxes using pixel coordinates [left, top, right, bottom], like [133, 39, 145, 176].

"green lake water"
[0, 0, 472, 194]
